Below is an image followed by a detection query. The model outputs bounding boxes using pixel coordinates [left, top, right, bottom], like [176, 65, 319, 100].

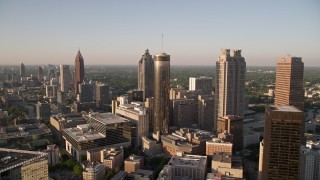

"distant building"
[44, 144, 59, 165]
[215, 49, 246, 124]
[60, 65, 71, 92]
[0, 109, 9, 127]
[79, 82, 95, 103]
[128, 90, 143, 103]
[74, 50, 85, 93]
[37, 66, 44, 81]
[153, 52, 170, 141]
[171, 99, 196, 127]
[198, 94, 215, 130]
[158, 152, 207, 180]
[262, 105, 303, 180]
[36, 101, 51, 121]
[189, 76, 213, 95]
[0, 148, 48, 180]
[217, 115, 243, 150]
[83, 162, 106, 180]
[275, 56, 304, 110]
[73, 102, 96, 113]
[45, 85, 57, 98]
[124, 154, 144, 173]
[138, 49, 154, 101]
[20, 62, 26, 77]
[96, 82, 110, 109]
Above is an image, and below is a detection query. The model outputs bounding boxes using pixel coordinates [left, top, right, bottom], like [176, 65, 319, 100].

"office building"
[128, 90, 143, 103]
[153, 52, 170, 141]
[158, 152, 207, 180]
[262, 105, 303, 180]
[138, 49, 154, 101]
[37, 66, 43, 81]
[45, 85, 57, 98]
[124, 154, 144, 173]
[198, 94, 215, 130]
[59, 65, 71, 92]
[299, 145, 320, 180]
[96, 82, 110, 109]
[206, 138, 233, 156]
[189, 76, 213, 95]
[275, 56, 304, 110]
[100, 147, 124, 170]
[79, 82, 94, 103]
[216, 49, 246, 123]
[145, 97, 154, 133]
[75, 50, 85, 93]
[211, 152, 243, 179]
[217, 115, 243, 150]
[20, 62, 26, 77]
[36, 101, 51, 121]
[0, 148, 48, 180]
[115, 103, 149, 147]
[44, 144, 59, 165]
[258, 140, 264, 180]
[171, 99, 196, 127]
[83, 162, 106, 180]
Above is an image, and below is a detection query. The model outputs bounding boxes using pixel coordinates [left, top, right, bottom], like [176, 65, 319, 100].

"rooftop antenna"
[162, 33, 163, 52]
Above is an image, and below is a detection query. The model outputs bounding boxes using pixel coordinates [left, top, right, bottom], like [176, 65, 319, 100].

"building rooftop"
[212, 152, 232, 164]
[87, 112, 130, 125]
[63, 124, 105, 142]
[0, 148, 48, 173]
[168, 153, 207, 169]
[125, 154, 143, 162]
[268, 105, 302, 112]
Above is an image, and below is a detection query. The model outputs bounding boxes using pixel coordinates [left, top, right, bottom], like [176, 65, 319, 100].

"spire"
[76, 50, 83, 61]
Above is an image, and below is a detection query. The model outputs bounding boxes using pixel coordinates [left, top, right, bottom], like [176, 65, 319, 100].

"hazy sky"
[0, 0, 319, 66]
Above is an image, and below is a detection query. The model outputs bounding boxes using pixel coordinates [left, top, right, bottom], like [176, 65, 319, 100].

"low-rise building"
[158, 152, 207, 180]
[100, 147, 124, 170]
[211, 152, 243, 179]
[124, 154, 144, 173]
[44, 144, 59, 165]
[206, 138, 233, 156]
[0, 148, 48, 180]
[83, 162, 106, 180]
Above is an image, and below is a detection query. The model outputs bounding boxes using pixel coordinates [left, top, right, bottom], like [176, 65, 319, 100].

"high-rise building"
[189, 76, 213, 95]
[275, 56, 304, 110]
[37, 66, 43, 81]
[215, 49, 246, 121]
[78, 82, 94, 103]
[36, 101, 51, 121]
[45, 85, 57, 98]
[74, 50, 85, 93]
[217, 115, 243, 150]
[60, 65, 71, 92]
[198, 94, 215, 130]
[20, 62, 26, 77]
[138, 49, 154, 101]
[258, 140, 264, 180]
[171, 99, 196, 127]
[299, 144, 320, 180]
[262, 105, 303, 180]
[153, 52, 170, 141]
[96, 82, 110, 109]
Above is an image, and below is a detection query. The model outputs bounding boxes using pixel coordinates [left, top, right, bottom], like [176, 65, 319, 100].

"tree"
[106, 171, 114, 180]
[73, 164, 83, 175]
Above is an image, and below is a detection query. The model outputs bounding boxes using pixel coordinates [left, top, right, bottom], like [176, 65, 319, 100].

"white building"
[44, 144, 59, 165]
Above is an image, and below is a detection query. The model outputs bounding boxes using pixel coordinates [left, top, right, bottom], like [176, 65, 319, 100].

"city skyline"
[0, 1, 319, 66]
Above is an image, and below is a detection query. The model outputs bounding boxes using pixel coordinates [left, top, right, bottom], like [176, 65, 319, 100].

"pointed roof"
[75, 50, 84, 61]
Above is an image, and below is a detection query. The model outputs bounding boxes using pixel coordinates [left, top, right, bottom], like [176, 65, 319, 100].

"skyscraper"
[37, 66, 43, 81]
[138, 49, 154, 101]
[275, 56, 304, 110]
[153, 52, 170, 141]
[189, 76, 213, 95]
[74, 50, 85, 93]
[60, 65, 71, 92]
[215, 49, 246, 125]
[20, 62, 26, 77]
[262, 105, 303, 180]
[96, 82, 110, 109]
